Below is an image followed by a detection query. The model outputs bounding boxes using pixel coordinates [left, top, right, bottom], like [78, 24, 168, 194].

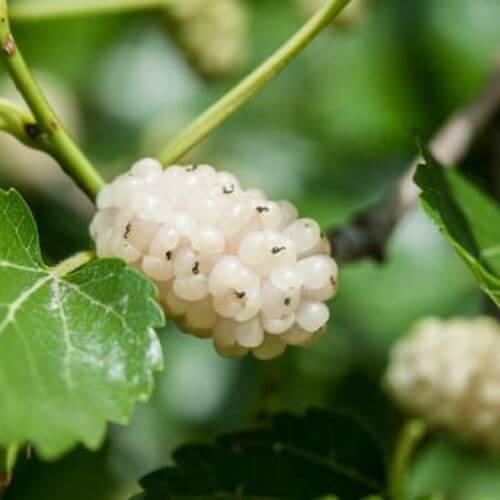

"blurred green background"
[1, 0, 500, 498]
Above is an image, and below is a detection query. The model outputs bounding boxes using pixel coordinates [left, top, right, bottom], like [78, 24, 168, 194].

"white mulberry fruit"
[90, 158, 339, 360]
[386, 317, 500, 450]
[163, 0, 248, 79]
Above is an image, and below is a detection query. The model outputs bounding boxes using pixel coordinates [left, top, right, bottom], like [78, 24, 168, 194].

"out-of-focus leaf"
[132, 408, 387, 500]
[413, 494, 446, 500]
[0, 189, 164, 459]
[414, 147, 500, 306]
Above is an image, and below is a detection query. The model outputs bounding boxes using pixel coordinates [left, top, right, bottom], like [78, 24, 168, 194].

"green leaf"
[132, 409, 387, 500]
[414, 147, 500, 306]
[0, 189, 164, 459]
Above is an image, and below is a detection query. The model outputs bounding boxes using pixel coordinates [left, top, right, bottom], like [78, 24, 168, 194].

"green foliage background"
[1, 0, 500, 498]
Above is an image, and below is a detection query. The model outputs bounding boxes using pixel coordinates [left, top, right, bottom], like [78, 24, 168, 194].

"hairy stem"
[9, 0, 166, 22]
[389, 419, 427, 500]
[51, 251, 96, 277]
[0, 0, 104, 200]
[157, 0, 352, 166]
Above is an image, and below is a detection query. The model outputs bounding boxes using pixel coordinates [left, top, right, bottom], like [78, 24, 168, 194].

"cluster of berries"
[387, 317, 500, 449]
[164, 0, 247, 79]
[91, 159, 338, 360]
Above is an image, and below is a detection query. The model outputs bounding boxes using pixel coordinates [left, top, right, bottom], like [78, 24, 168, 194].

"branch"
[0, 0, 104, 200]
[329, 59, 500, 264]
[157, 0, 353, 166]
[9, 0, 165, 22]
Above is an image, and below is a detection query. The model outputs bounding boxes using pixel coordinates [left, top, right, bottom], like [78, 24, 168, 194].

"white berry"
[90, 159, 339, 359]
[386, 317, 500, 450]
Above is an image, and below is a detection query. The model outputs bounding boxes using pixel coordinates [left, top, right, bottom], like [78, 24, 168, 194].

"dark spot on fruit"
[271, 246, 286, 255]
[284, 297, 291, 306]
[165, 251, 172, 261]
[235, 290, 246, 299]
[222, 184, 235, 194]
[124, 222, 132, 239]
[186, 165, 198, 172]
[330, 275, 336, 286]
[256, 206, 270, 213]
[192, 261, 200, 275]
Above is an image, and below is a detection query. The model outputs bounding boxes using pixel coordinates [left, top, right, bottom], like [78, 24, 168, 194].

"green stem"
[51, 250, 96, 277]
[0, 96, 57, 154]
[389, 419, 427, 500]
[10, 0, 166, 22]
[0, 97, 37, 145]
[157, 0, 352, 166]
[0, 0, 104, 200]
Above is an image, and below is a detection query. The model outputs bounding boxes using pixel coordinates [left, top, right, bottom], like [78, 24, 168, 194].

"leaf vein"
[0, 260, 39, 273]
[53, 279, 75, 389]
[0, 273, 51, 337]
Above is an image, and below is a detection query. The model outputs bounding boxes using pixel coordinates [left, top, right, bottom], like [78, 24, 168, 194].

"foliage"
[0, 188, 164, 459]
[132, 408, 387, 500]
[0, 0, 500, 499]
[415, 147, 500, 306]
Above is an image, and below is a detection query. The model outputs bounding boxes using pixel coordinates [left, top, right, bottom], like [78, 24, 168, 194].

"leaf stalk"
[50, 251, 96, 277]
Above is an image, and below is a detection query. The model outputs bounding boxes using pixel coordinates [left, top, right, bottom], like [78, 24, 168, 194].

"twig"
[0, 0, 104, 200]
[157, 0, 353, 166]
[329, 59, 500, 264]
